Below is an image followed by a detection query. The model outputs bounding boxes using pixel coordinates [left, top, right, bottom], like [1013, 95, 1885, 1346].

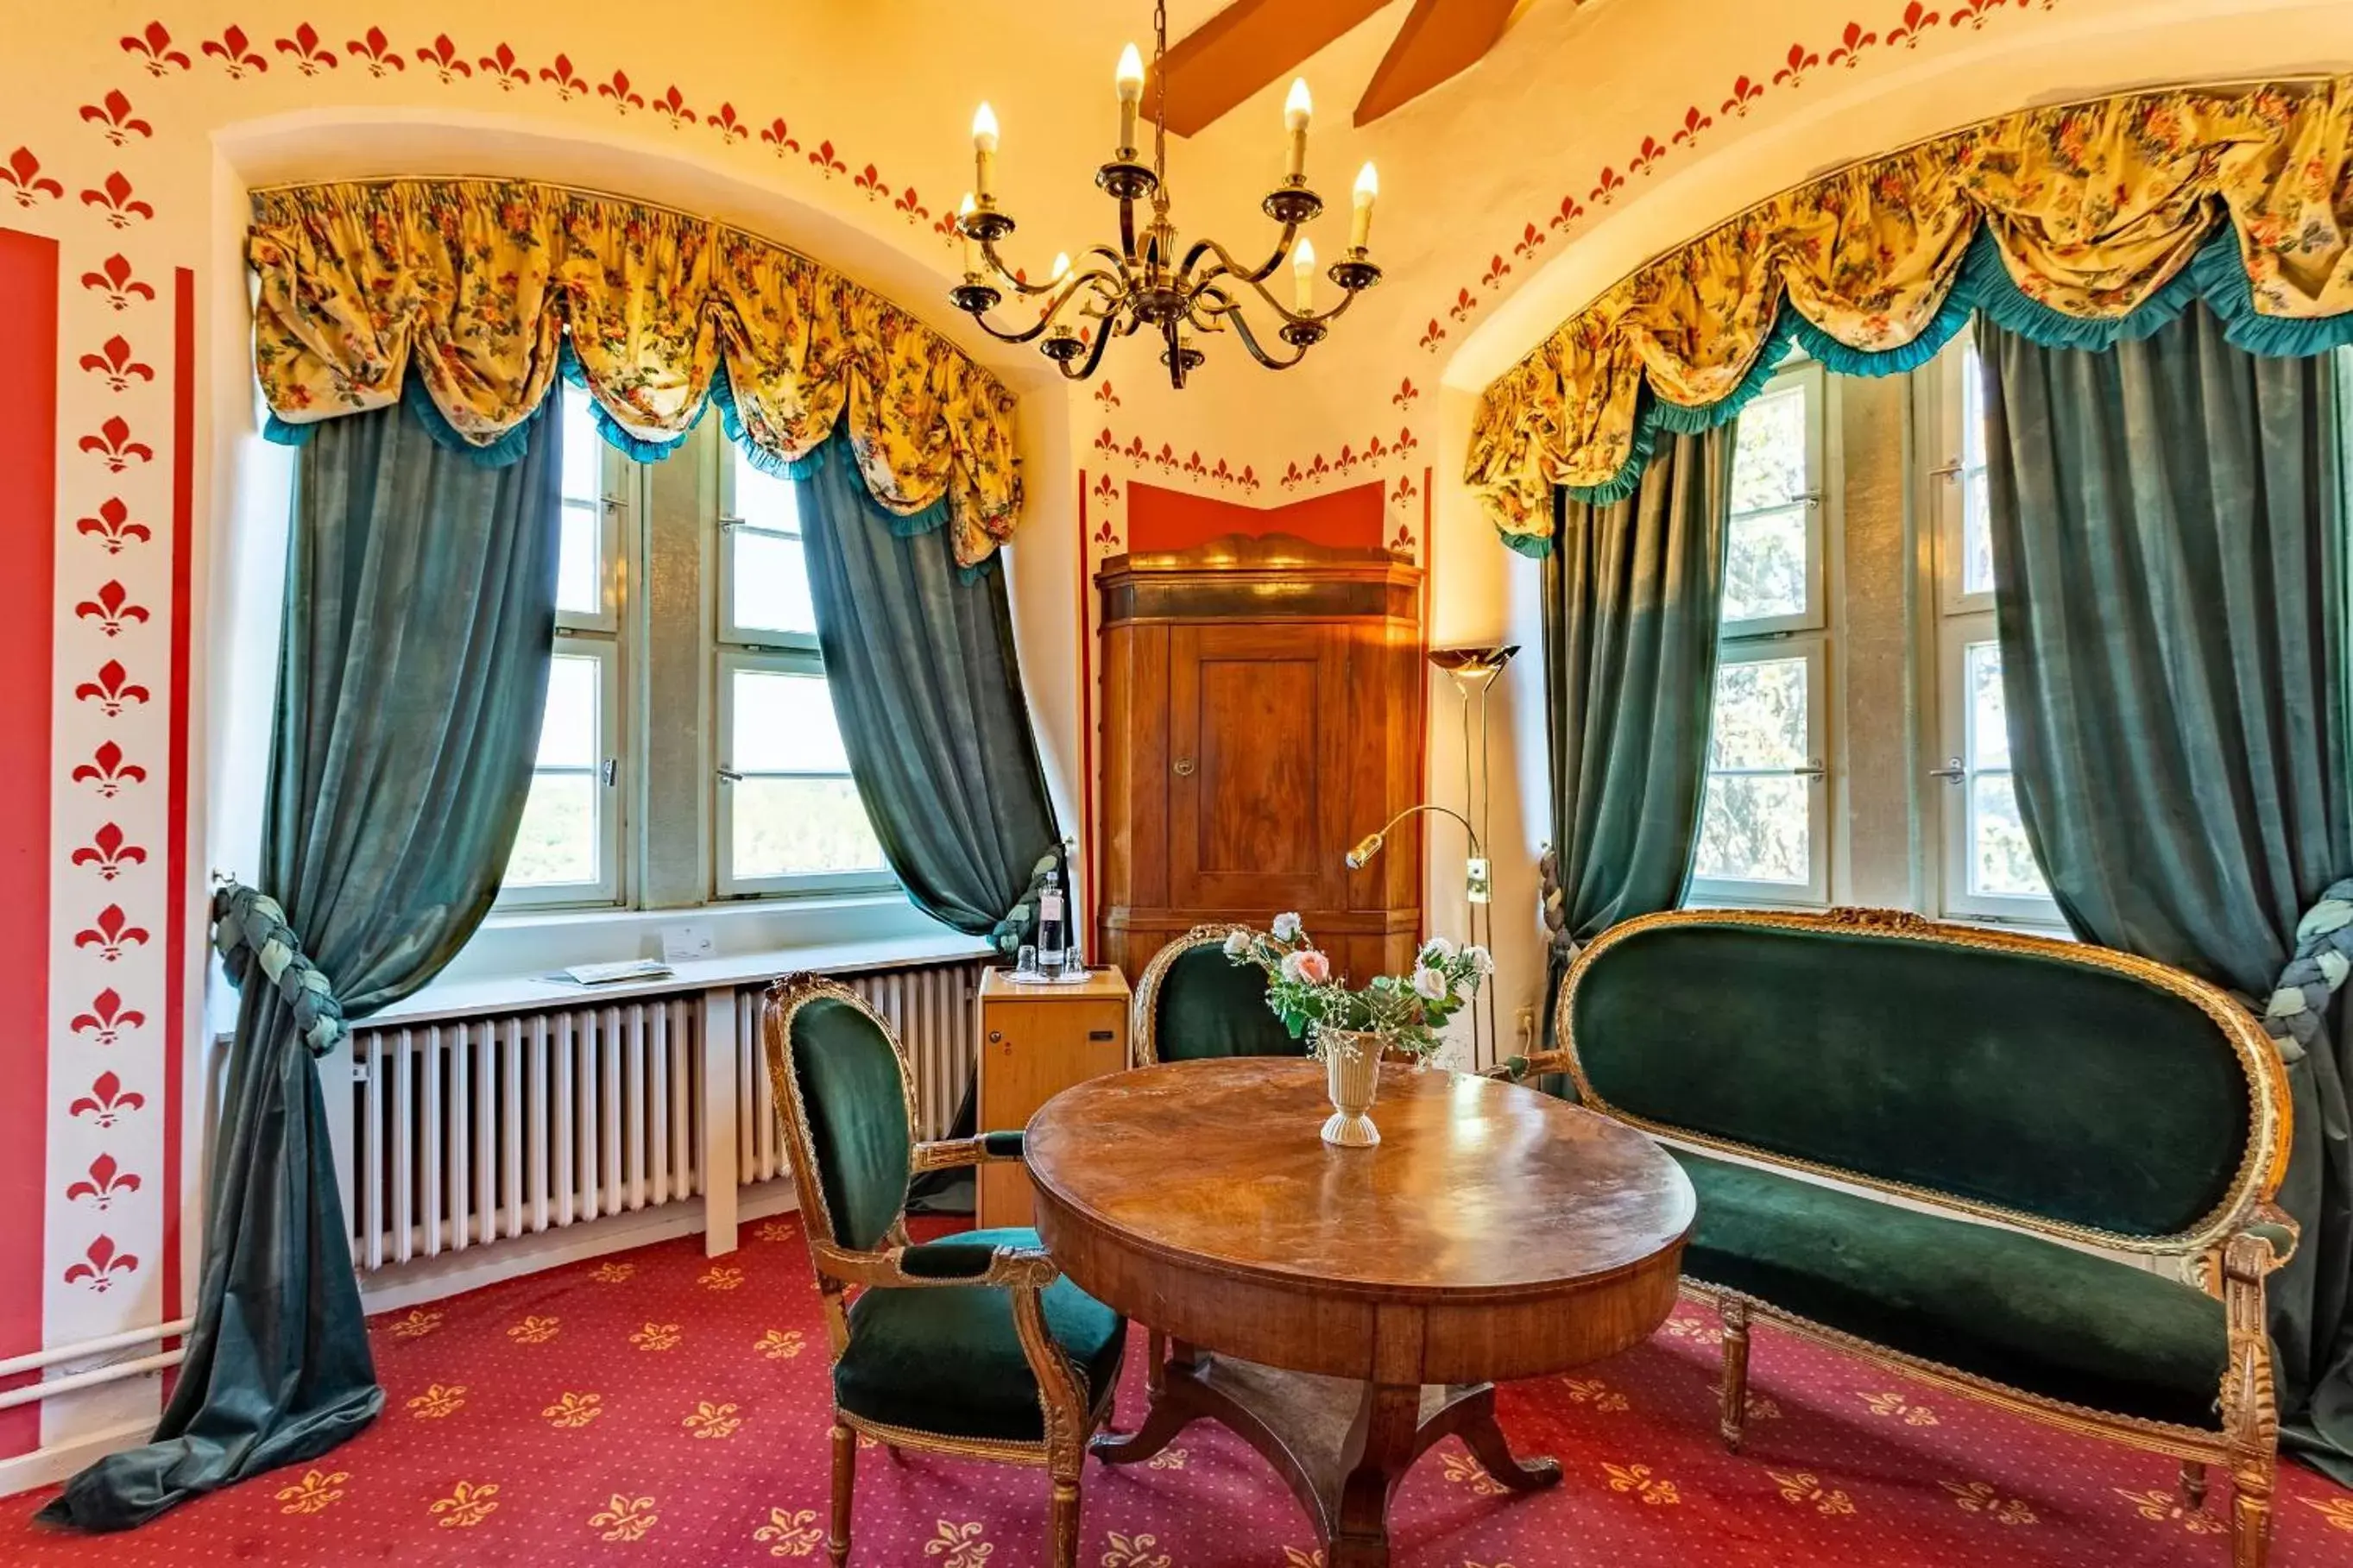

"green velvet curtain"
[794, 448, 1063, 950]
[1979, 305, 2353, 1480]
[43, 400, 564, 1529]
[1539, 427, 1734, 1017]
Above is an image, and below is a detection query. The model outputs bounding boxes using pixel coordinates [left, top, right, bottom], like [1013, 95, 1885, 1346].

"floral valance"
[1468, 77, 2353, 554]
[249, 179, 1023, 566]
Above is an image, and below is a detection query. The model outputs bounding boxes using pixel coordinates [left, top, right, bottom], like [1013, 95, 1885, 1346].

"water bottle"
[1037, 870, 1068, 979]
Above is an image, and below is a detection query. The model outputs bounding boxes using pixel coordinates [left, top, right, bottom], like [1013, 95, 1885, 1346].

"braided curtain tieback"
[987, 846, 1067, 957]
[1536, 844, 1578, 965]
[211, 882, 347, 1057]
[2262, 878, 2353, 1064]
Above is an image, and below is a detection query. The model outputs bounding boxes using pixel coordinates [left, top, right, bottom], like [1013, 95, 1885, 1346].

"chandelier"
[950, 0, 1382, 390]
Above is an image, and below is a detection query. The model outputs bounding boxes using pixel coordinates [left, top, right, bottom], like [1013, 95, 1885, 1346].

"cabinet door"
[975, 997, 1129, 1229]
[1167, 623, 1351, 913]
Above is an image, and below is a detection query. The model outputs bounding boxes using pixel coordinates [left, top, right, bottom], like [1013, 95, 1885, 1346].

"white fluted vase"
[1318, 1029, 1385, 1148]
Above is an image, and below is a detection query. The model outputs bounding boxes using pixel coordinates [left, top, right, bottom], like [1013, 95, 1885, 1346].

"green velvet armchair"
[1131, 923, 1309, 1065]
[760, 976, 1128, 1568]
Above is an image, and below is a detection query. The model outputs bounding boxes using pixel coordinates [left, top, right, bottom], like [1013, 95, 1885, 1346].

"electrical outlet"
[1515, 1005, 1535, 1055]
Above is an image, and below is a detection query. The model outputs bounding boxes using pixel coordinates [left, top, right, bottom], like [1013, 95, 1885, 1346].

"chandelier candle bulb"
[1351, 161, 1378, 251]
[972, 102, 1000, 199]
[1293, 237, 1316, 312]
[1116, 44, 1145, 154]
[1284, 78, 1313, 180]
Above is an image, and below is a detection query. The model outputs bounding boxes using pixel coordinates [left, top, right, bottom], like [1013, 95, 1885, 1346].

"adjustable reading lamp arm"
[1343, 803, 1483, 870]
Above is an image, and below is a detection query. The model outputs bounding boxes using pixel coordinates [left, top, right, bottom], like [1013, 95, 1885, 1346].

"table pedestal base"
[1093, 1343, 1560, 1567]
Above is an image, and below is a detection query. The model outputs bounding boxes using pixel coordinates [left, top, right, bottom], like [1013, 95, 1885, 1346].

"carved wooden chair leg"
[2230, 1456, 2274, 1568]
[1046, 1471, 1082, 1568]
[2180, 1459, 2207, 1512]
[829, 1418, 856, 1566]
[1717, 1297, 1751, 1453]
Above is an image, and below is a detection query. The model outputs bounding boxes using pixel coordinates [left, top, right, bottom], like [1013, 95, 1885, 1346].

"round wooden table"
[1025, 1057, 1695, 1567]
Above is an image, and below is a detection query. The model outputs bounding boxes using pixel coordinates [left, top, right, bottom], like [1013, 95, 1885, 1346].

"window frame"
[501, 634, 626, 909]
[1688, 632, 1833, 909]
[1719, 360, 1828, 639]
[716, 444, 821, 654]
[1920, 336, 2063, 927]
[711, 646, 896, 900]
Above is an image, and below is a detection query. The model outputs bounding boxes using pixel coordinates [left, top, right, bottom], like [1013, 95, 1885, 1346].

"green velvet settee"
[1532, 907, 2297, 1568]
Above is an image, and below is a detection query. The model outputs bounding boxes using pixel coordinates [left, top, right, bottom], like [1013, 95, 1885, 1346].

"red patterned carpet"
[8, 1215, 2352, 1566]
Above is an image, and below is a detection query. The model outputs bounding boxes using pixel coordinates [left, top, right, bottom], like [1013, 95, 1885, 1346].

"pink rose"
[1280, 948, 1332, 986]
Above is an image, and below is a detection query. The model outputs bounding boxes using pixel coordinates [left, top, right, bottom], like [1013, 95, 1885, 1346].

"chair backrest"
[1560, 908, 2289, 1250]
[761, 977, 916, 1254]
[1132, 924, 1310, 1065]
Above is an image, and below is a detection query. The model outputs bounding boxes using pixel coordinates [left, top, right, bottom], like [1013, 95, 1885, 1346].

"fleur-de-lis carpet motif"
[9, 1229, 2350, 1566]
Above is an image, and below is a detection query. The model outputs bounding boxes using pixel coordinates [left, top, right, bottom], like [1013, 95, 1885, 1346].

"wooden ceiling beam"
[1352, 0, 1519, 126]
[1146, 0, 1393, 138]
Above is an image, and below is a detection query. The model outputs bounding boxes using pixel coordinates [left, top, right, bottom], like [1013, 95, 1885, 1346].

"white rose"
[1271, 911, 1304, 941]
[1410, 966, 1449, 1001]
[1464, 944, 1492, 976]
[1222, 930, 1252, 958]
[1417, 936, 1456, 964]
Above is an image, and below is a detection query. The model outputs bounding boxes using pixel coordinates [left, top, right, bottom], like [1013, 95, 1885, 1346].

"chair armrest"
[1481, 1049, 1572, 1083]
[812, 1236, 1059, 1292]
[2229, 1202, 2300, 1275]
[911, 1130, 1027, 1173]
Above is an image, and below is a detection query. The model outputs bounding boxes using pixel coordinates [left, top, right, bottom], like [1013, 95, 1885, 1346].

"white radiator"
[349, 961, 981, 1274]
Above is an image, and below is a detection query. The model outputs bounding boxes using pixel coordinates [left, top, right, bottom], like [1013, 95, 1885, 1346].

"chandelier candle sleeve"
[1284, 79, 1313, 180]
[1352, 163, 1378, 251]
[1116, 45, 1145, 154]
[972, 103, 999, 200]
[1294, 238, 1316, 312]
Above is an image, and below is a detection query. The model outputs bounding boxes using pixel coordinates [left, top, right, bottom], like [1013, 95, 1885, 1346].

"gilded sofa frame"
[1129, 923, 1260, 1067]
[760, 975, 1121, 1568]
[1517, 907, 2299, 1568]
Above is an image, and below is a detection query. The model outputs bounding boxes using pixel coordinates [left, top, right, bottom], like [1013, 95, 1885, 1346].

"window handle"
[1929, 757, 1965, 784]
[1789, 759, 1826, 781]
[1790, 488, 1824, 509]
[602, 758, 618, 787]
[716, 767, 744, 784]
[1928, 461, 1963, 482]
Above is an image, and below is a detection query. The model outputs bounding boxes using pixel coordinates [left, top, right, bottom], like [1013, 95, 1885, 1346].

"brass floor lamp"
[1344, 645, 1517, 1068]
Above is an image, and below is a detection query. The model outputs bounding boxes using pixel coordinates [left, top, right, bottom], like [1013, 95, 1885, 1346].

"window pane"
[557, 502, 601, 617]
[1965, 640, 2011, 771]
[1731, 386, 1808, 516]
[731, 526, 817, 638]
[1722, 506, 1809, 623]
[560, 386, 602, 507]
[1960, 343, 1995, 596]
[732, 448, 798, 532]
[1695, 776, 1810, 885]
[537, 654, 602, 768]
[731, 777, 886, 878]
[1970, 772, 2046, 897]
[507, 772, 599, 886]
[1706, 658, 1807, 770]
[733, 668, 849, 772]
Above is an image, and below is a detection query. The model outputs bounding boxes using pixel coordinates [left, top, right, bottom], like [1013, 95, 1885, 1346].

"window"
[506, 387, 627, 905]
[1691, 360, 1833, 906]
[1926, 337, 2057, 922]
[499, 388, 892, 909]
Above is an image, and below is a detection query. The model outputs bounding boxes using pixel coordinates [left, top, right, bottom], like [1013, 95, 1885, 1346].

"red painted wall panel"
[0, 227, 59, 1458]
[1126, 478, 1385, 553]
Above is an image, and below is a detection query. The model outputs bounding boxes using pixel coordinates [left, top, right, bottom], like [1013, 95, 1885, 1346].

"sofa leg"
[829, 1419, 855, 1566]
[1718, 1298, 1751, 1453]
[2230, 1458, 2274, 1568]
[2180, 1460, 2207, 1512]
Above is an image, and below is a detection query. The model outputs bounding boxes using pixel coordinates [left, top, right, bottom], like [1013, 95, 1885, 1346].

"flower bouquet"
[1226, 913, 1491, 1147]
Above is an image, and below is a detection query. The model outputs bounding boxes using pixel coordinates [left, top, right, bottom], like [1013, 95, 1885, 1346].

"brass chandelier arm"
[1211, 299, 1317, 371]
[1191, 259, 1365, 334]
[968, 274, 1122, 347]
[1176, 221, 1303, 292]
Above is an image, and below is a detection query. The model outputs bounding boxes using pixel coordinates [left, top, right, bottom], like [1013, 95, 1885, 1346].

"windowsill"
[368, 891, 994, 1029]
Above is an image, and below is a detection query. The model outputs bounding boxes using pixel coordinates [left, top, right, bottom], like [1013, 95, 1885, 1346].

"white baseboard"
[0, 1414, 157, 1502]
[356, 1183, 802, 1315]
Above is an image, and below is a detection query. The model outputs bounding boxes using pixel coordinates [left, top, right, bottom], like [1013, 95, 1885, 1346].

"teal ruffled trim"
[1787, 268, 1977, 379]
[1500, 528, 1555, 561]
[1962, 226, 2201, 349]
[555, 341, 697, 463]
[262, 411, 314, 448]
[1566, 304, 1798, 505]
[401, 372, 543, 465]
[708, 362, 833, 482]
[2192, 231, 2353, 357]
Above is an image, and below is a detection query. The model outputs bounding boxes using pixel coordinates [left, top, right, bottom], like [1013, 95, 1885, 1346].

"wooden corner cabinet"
[1095, 532, 1425, 986]
[974, 966, 1132, 1229]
